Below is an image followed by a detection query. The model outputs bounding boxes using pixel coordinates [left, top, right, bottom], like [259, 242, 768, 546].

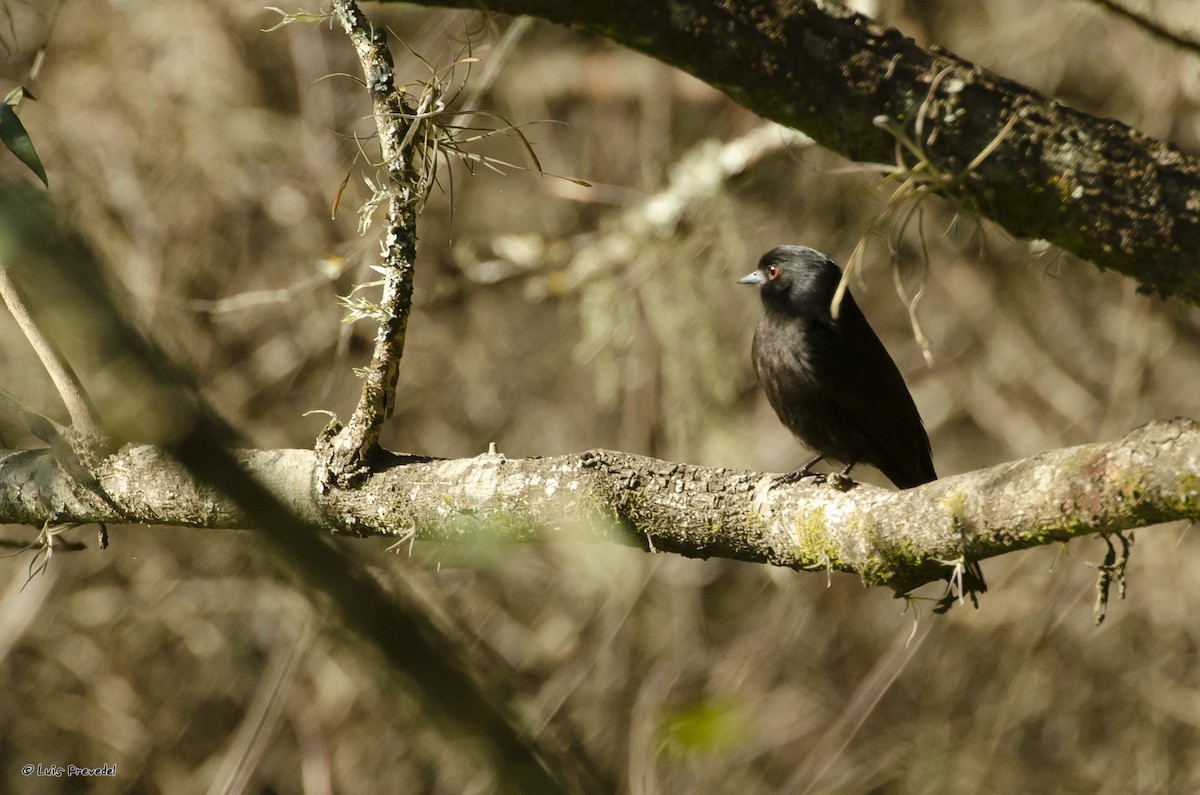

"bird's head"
[737, 245, 842, 315]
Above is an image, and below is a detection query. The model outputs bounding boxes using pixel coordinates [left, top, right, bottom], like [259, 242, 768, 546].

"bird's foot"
[826, 471, 857, 491]
[773, 468, 824, 486]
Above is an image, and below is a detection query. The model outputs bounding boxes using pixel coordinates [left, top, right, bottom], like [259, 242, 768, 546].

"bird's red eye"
[767, 265, 780, 279]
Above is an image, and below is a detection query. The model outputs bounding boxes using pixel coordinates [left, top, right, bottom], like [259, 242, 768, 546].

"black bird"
[739, 245, 984, 602]
[739, 245, 935, 488]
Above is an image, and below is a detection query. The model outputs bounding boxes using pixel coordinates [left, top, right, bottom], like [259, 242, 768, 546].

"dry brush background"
[2, 0, 1200, 792]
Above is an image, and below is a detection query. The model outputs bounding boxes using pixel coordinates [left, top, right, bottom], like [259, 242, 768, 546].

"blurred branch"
[0, 268, 101, 440]
[5, 418, 1198, 596]
[318, 0, 421, 487]
[456, 122, 812, 296]
[0, 388, 111, 512]
[1088, 0, 1200, 56]
[389, 0, 1200, 306]
[0, 182, 600, 795]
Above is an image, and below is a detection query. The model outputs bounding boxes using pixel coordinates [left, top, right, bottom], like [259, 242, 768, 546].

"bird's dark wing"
[817, 297, 936, 489]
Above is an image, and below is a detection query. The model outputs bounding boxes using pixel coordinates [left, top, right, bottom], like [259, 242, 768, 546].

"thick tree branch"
[8, 418, 1198, 594]
[391, 0, 1200, 304]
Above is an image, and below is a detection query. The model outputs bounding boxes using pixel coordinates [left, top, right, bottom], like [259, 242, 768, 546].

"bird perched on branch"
[738, 245, 935, 489]
[739, 245, 984, 603]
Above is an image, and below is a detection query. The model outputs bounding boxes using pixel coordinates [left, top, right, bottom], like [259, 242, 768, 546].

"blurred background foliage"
[1, 0, 1200, 792]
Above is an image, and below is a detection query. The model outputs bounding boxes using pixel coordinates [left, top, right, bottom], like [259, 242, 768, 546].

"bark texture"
[10, 419, 1199, 594]
[385, 0, 1200, 304]
[319, 0, 422, 487]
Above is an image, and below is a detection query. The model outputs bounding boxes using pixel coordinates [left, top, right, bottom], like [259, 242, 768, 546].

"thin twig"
[1089, 0, 1200, 56]
[0, 268, 101, 438]
[320, 0, 422, 486]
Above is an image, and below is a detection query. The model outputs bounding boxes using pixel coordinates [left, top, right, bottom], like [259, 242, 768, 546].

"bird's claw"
[773, 468, 824, 486]
[827, 471, 856, 491]
[772, 469, 858, 490]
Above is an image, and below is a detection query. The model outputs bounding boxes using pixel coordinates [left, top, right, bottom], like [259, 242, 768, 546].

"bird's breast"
[751, 315, 824, 428]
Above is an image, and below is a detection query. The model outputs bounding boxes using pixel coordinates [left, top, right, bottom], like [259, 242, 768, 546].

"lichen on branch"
[316, 0, 422, 488]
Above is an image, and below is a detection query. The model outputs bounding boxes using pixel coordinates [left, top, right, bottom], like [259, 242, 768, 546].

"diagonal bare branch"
[1088, 0, 1200, 56]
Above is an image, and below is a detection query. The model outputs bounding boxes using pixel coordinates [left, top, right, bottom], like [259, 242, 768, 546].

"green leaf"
[660, 700, 748, 757]
[0, 103, 47, 187]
